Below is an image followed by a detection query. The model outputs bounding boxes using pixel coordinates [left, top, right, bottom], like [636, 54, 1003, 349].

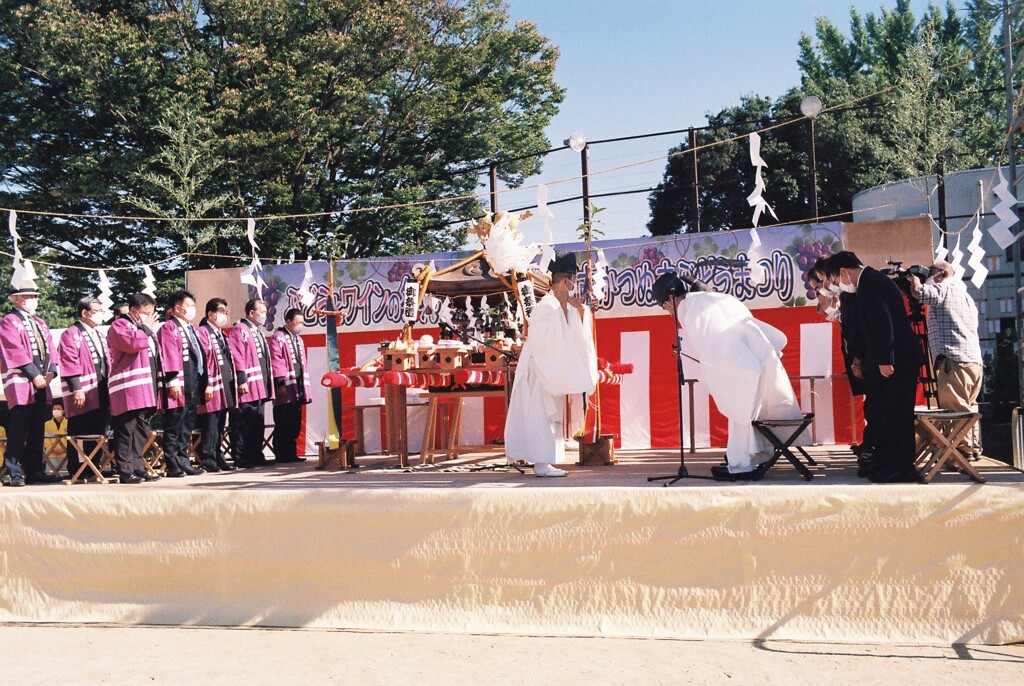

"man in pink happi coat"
[195, 297, 237, 472]
[269, 307, 312, 463]
[107, 292, 163, 484]
[0, 285, 62, 486]
[59, 296, 113, 480]
[158, 290, 210, 477]
[228, 298, 274, 468]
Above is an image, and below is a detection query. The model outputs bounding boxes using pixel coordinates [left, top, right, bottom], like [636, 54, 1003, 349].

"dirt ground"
[1, 624, 1021, 685]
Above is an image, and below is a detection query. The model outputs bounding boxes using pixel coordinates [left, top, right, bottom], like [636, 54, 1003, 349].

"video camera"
[879, 260, 931, 297]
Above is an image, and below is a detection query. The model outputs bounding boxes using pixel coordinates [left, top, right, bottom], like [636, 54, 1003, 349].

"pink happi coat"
[228, 319, 274, 404]
[269, 328, 312, 406]
[0, 311, 57, 407]
[197, 323, 235, 414]
[107, 316, 161, 416]
[59, 322, 110, 417]
[157, 317, 205, 410]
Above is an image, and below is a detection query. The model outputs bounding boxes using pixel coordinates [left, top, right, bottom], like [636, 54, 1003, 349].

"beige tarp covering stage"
[2, 486, 1022, 644]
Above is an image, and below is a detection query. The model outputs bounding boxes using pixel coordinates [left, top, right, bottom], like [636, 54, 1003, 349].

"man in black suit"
[825, 251, 923, 483]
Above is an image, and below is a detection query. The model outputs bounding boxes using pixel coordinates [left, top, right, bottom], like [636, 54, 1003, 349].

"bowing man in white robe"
[504, 253, 598, 477]
[654, 273, 804, 479]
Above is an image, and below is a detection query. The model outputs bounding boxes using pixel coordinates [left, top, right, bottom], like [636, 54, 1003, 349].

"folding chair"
[188, 430, 204, 468]
[64, 434, 115, 484]
[750, 413, 817, 481]
[914, 410, 984, 484]
[43, 433, 69, 477]
[262, 423, 276, 457]
[141, 431, 166, 476]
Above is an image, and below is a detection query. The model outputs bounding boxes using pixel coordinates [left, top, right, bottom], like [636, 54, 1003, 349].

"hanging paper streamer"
[296, 258, 315, 307]
[934, 241, 948, 262]
[947, 233, 965, 279]
[591, 248, 609, 300]
[438, 297, 453, 327]
[239, 217, 267, 295]
[96, 269, 115, 322]
[7, 209, 38, 292]
[11, 258, 37, 292]
[965, 211, 989, 289]
[464, 295, 477, 331]
[747, 227, 768, 286]
[746, 133, 778, 227]
[988, 167, 1020, 250]
[502, 291, 519, 335]
[142, 265, 157, 298]
[402, 281, 420, 323]
[536, 184, 556, 272]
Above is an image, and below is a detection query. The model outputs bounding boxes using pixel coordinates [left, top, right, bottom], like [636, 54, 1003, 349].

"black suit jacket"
[852, 267, 923, 373]
[837, 291, 866, 395]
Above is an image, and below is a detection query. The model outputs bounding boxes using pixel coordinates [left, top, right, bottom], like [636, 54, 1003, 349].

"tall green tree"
[0, 0, 564, 297]
[648, 0, 1012, 235]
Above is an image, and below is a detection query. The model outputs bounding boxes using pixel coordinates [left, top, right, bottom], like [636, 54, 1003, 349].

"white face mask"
[182, 305, 197, 322]
[289, 324, 303, 335]
[214, 313, 228, 327]
[838, 272, 857, 294]
[86, 312, 103, 325]
[21, 297, 39, 315]
[817, 287, 831, 299]
[828, 283, 843, 296]
[254, 314, 267, 326]
[824, 304, 840, 321]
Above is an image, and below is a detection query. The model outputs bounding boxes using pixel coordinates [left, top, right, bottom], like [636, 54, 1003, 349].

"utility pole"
[1004, 0, 1024, 413]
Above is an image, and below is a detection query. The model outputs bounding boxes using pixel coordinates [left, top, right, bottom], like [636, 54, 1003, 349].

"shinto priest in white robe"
[675, 291, 805, 473]
[504, 292, 598, 464]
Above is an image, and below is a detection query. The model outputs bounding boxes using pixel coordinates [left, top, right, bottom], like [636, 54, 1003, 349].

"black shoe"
[182, 466, 205, 476]
[868, 467, 922, 484]
[217, 461, 238, 471]
[135, 470, 161, 482]
[202, 461, 221, 473]
[119, 474, 144, 484]
[275, 456, 306, 464]
[26, 472, 63, 485]
[165, 470, 186, 478]
[6, 475, 26, 487]
[710, 465, 759, 481]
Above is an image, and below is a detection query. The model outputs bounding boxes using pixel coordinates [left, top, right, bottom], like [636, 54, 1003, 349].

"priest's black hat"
[547, 251, 579, 275]
[652, 272, 686, 306]
[8, 285, 39, 297]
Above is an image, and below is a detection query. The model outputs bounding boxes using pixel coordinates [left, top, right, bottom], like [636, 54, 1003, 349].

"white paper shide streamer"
[239, 217, 267, 295]
[947, 233, 965, 279]
[296, 258, 316, 306]
[8, 209, 39, 292]
[536, 184, 556, 273]
[747, 227, 768, 286]
[965, 211, 988, 289]
[96, 269, 115, 322]
[988, 167, 1020, 250]
[591, 248, 610, 300]
[746, 133, 778, 227]
[142, 265, 157, 298]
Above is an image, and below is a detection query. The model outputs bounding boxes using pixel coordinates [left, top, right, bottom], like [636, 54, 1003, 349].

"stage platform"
[2, 447, 1023, 645]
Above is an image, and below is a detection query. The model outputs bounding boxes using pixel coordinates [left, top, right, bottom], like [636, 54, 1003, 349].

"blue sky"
[492, 0, 936, 244]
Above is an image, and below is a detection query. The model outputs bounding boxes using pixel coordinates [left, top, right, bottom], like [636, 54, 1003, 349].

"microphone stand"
[648, 297, 715, 485]
[438, 321, 524, 474]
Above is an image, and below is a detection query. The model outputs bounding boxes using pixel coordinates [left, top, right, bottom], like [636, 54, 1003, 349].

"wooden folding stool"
[141, 430, 166, 476]
[64, 434, 114, 484]
[43, 433, 69, 477]
[914, 410, 984, 484]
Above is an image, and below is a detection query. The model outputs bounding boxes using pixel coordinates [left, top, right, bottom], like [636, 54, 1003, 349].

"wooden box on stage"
[437, 346, 469, 370]
[382, 346, 417, 370]
[576, 434, 618, 466]
[417, 347, 439, 369]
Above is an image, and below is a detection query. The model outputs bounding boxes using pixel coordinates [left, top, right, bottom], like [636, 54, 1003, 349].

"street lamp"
[800, 96, 823, 222]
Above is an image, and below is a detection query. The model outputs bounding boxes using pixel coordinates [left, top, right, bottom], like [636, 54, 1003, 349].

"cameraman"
[909, 260, 983, 457]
